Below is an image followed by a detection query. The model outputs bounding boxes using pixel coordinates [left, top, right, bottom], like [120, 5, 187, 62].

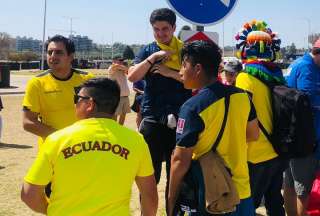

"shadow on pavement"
[0, 86, 18, 89]
[0, 142, 32, 149]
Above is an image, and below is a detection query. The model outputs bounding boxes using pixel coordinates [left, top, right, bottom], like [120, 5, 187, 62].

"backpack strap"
[258, 120, 272, 143]
[212, 94, 230, 152]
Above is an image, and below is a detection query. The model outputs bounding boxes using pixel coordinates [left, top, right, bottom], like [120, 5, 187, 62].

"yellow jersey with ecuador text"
[236, 72, 278, 163]
[22, 69, 94, 149]
[176, 82, 257, 199]
[24, 118, 154, 216]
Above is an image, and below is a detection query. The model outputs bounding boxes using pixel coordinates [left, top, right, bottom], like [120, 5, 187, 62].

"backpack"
[258, 84, 316, 158]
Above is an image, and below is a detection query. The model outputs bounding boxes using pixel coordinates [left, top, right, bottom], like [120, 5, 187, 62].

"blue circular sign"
[166, 0, 238, 26]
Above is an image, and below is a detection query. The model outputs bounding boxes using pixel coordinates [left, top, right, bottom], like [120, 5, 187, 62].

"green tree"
[8, 52, 23, 62]
[288, 43, 297, 55]
[8, 51, 38, 62]
[23, 51, 39, 61]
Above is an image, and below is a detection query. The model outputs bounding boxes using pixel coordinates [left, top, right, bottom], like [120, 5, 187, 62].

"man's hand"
[149, 50, 173, 64]
[151, 64, 183, 83]
[109, 63, 128, 74]
[128, 50, 173, 83]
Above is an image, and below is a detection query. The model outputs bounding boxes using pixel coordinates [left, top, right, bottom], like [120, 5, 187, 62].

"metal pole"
[70, 18, 73, 37]
[232, 27, 236, 56]
[41, 0, 47, 70]
[111, 33, 114, 59]
[101, 45, 104, 60]
[307, 19, 311, 50]
[303, 18, 311, 50]
[222, 21, 225, 57]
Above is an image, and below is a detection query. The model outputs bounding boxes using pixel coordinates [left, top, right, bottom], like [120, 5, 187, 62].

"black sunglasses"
[74, 94, 91, 104]
[47, 49, 65, 56]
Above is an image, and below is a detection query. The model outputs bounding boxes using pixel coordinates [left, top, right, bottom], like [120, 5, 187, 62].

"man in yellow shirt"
[235, 20, 287, 215]
[168, 41, 259, 216]
[22, 35, 94, 150]
[21, 78, 158, 216]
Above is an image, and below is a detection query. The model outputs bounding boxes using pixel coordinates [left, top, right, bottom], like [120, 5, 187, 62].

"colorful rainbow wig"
[235, 20, 281, 63]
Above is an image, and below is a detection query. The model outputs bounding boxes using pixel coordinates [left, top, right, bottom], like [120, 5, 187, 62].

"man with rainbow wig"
[235, 20, 287, 215]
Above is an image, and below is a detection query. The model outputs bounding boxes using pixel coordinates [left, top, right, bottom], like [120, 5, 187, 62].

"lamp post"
[41, 0, 47, 70]
[111, 32, 114, 59]
[63, 16, 78, 37]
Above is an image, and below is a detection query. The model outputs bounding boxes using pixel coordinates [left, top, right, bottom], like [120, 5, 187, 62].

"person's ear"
[87, 99, 96, 113]
[194, 63, 202, 77]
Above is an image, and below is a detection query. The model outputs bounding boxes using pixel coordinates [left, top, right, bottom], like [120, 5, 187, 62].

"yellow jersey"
[236, 72, 278, 163]
[24, 118, 154, 216]
[23, 69, 94, 149]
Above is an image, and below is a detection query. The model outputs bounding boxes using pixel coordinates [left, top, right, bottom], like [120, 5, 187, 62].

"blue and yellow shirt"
[176, 82, 256, 199]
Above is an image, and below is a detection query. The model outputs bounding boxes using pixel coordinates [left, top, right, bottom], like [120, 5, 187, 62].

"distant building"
[70, 35, 93, 53]
[16, 36, 41, 53]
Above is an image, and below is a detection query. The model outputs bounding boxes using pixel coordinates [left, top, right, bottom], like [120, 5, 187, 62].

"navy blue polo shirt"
[134, 42, 192, 120]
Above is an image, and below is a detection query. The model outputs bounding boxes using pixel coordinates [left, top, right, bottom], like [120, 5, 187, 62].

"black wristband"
[146, 59, 153, 66]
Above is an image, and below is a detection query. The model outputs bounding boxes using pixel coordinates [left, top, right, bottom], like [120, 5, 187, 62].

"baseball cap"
[223, 59, 243, 74]
[313, 38, 320, 48]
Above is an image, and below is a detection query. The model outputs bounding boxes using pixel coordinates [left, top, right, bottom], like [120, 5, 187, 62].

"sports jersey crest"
[176, 118, 185, 134]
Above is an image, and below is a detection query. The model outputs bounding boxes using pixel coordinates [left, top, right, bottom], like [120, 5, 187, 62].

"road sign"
[166, 0, 238, 26]
[180, 30, 219, 44]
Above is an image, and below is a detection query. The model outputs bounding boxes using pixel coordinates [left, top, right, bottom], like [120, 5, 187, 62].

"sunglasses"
[74, 94, 91, 104]
[47, 49, 66, 56]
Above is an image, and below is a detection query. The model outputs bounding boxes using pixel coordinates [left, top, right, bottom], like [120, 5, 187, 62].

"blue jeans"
[176, 197, 255, 216]
[225, 197, 255, 216]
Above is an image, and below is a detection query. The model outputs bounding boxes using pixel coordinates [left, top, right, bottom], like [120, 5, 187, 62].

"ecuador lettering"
[62, 141, 130, 160]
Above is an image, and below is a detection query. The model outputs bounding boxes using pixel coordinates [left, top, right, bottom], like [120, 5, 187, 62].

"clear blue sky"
[1, 0, 318, 48]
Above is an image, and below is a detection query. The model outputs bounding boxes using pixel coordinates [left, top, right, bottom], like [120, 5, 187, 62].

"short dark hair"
[181, 40, 222, 78]
[150, 8, 176, 26]
[79, 78, 120, 115]
[45, 35, 75, 55]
